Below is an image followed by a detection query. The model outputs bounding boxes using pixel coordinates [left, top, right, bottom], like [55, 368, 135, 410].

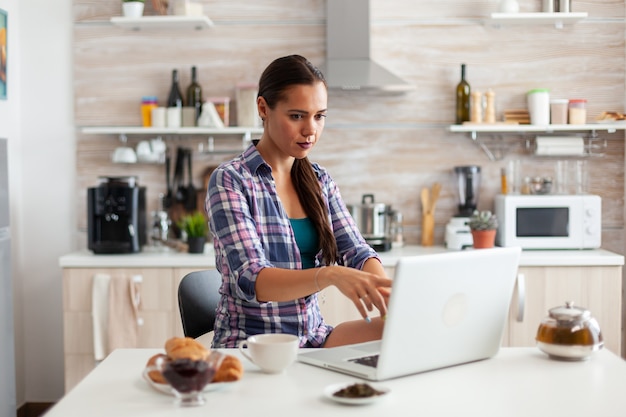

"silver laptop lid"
[375, 247, 521, 380]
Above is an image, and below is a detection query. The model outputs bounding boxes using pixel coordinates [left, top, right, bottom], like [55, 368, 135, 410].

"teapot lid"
[548, 301, 591, 322]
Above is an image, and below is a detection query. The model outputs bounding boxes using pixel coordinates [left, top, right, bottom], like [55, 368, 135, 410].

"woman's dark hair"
[258, 55, 337, 266]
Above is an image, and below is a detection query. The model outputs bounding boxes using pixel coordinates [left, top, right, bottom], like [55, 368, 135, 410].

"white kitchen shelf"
[110, 15, 214, 30]
[449, 123, 626, 138]
[80, 126, 264, 155]
[448, 123, 625, 161]
[488, 12, 588, 28]
[80, 126, 263, 136]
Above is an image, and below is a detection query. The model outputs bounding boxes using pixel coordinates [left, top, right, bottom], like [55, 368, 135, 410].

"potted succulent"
[177, 211, 208, 254]
[122, 0, 145, 18]
[468, 210, 499, 249]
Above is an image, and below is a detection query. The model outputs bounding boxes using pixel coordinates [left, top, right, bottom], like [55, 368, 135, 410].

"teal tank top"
[289, 218, 319, 269]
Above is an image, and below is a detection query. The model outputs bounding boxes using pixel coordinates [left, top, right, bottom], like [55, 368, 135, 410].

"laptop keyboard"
[349, 354, 379, 368]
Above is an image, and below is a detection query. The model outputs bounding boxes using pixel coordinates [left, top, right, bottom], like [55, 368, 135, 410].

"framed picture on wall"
[0, 9, 6, 100]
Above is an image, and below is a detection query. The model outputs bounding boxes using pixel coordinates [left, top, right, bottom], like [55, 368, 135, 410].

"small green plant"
[177, 211, 208, 238]
[468, 210, 498, 231]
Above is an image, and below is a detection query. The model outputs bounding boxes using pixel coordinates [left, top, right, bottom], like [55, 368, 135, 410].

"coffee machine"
[88, 176, 147, 254]
[445, 166, 481, 250]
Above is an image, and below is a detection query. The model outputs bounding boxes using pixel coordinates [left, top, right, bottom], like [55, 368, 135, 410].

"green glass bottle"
[455, 64, 470, 125]
[186, 66, 203, 124]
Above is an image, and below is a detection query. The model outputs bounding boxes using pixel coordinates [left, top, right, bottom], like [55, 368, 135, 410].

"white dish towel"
[92, 273, 111, 362]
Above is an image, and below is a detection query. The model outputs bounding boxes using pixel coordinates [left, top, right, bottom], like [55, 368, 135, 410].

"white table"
[47, 347, 626, 417]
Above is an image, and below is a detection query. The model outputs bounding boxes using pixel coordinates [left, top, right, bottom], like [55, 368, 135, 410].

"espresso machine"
[445, 166, 481, 250]
[88, 176, 147, 254]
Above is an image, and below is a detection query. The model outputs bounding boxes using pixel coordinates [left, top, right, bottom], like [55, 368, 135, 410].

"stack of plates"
[504, 109, 530, 124]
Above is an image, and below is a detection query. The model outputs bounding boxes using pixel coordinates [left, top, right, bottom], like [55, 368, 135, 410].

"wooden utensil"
[421, 183, 441, 247]
[420, 187, 430, 214]
[421, 186, 434, 246]
[430, 182, 441, 213]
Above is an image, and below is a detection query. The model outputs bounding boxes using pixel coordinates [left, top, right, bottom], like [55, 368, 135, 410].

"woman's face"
[258, 81, 327, 161]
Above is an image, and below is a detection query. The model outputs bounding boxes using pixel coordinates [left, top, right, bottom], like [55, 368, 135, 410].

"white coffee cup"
[112, 146, 137, 164]
[238, 334, 299, 373]
[136, 140, 152, 157]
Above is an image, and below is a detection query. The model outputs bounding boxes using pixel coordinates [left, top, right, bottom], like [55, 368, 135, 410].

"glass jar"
[568, 99, 587, 125]
[550, 99, 569, 124]
[536, 301, 603, 360]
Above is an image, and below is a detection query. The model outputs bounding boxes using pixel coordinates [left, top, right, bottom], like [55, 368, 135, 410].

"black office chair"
[177, 269, 222, 339]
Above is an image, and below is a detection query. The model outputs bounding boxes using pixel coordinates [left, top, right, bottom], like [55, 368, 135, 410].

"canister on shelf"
[550, 99, 569, 124]
[470, 90, 483, 123]
[141, 96, 158, 127]
[568, 99, 587, 125]
[236, 83, 260, 127]
[485, 89, 496, 124]
[527, 89, 550, 125]
[543, 0, 556, 12]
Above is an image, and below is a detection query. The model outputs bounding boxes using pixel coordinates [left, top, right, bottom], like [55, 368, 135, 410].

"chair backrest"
[177, 269, 222, 339]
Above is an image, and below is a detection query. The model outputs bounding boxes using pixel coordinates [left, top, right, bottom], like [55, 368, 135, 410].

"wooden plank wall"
[73, 0, 625, 255]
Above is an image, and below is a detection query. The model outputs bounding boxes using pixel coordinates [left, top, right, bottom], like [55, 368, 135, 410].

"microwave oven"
[494, 194, 601, 250]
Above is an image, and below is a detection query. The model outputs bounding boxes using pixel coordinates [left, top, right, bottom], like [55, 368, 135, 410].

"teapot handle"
[361, 194, 375, 204]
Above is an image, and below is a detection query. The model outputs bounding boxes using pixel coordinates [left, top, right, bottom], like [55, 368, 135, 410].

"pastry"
[145, 353, 168, 384]
[164, 336, 209, 361]
[212, 355, 244, 383]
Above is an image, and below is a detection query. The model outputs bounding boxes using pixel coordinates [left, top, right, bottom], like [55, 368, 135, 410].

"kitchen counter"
[59, 245, 624, 268]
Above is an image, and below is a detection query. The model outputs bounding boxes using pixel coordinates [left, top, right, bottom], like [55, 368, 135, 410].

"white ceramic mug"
[112, 146, 137, 164]
[238, 334, 299, 373]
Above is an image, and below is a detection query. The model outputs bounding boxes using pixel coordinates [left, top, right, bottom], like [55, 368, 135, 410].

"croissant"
[165, 336, 209, 361]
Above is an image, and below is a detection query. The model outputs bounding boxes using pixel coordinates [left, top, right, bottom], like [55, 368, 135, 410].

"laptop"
[298, 246, 522, 381]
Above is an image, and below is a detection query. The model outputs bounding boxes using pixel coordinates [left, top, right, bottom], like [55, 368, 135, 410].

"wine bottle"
[186, 66, 203, 124]
[167, 69, 183, 108]
[167, 69, 183, 127]
[455, 64, 471, 125]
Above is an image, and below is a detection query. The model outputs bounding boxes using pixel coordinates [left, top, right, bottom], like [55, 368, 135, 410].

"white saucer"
[141, 369, 237, 395]
[323, 382, 390, 405]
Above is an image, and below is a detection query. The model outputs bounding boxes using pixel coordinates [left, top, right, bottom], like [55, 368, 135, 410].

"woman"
[206, 55, 392, 349]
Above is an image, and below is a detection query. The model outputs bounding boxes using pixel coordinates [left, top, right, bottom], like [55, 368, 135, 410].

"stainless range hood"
[324, 0, 413, 92]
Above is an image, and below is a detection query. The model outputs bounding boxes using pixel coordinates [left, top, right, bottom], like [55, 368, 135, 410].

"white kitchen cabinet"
[504, 265, 622, 355]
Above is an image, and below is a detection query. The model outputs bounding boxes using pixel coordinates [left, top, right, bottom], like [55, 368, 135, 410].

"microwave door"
[516, 207, 569, 238]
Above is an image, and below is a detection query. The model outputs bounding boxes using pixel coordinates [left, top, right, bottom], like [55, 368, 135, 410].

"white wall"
[0, 0, 74, 406]
[0, 1, 21, 412]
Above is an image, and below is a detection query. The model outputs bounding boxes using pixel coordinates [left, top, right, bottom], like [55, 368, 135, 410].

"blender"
[445, 165, 481, 250]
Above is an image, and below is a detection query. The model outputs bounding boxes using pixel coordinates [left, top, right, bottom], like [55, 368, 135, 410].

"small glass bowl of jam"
[536, 301, 603, 361]
[149, 353, 224, 406]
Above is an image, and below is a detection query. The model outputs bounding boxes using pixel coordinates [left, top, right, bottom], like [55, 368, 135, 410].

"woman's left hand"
[319, 266, 392, 321]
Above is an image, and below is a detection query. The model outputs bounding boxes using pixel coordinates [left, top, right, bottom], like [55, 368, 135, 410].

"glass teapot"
[535, 301, 603, 361]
